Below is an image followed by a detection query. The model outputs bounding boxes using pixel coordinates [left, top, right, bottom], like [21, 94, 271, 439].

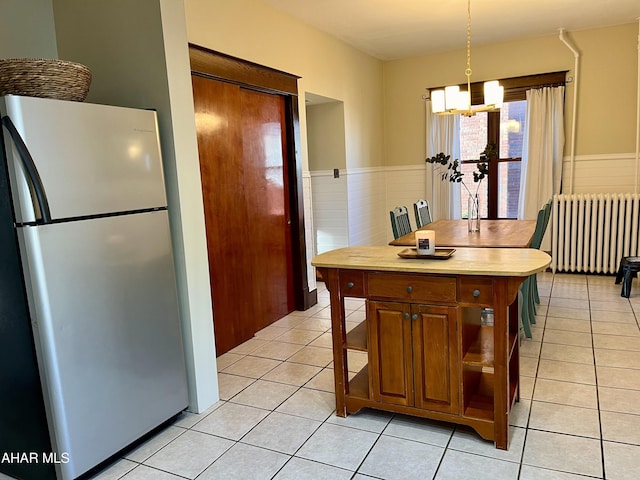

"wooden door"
[368, 301, 413, 406]
[412, 305, 459, 414]
[192, 74, 295, 354]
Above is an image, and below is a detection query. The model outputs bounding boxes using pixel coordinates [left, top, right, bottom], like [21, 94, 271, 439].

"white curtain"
[425, 100, 461, 220]
[518, 86, 565, 220]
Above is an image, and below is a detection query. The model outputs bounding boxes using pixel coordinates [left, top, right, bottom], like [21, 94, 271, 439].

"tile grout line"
[587, 275, 607, 480]
[517, 274, 551, 479]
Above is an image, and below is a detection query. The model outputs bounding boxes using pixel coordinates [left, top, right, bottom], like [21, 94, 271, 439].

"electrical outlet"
[333, 168, 340, 178]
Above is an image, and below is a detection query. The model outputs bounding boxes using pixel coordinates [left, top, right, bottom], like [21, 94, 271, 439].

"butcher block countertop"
[311, 246, 551, 277]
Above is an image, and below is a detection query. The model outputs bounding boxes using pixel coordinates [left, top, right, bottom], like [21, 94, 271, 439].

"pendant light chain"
[465, 0, 472, 110]
[429, 0, 503, 116]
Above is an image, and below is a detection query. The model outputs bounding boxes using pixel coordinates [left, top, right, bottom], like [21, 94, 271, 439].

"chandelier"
[431, 0, 503, 117]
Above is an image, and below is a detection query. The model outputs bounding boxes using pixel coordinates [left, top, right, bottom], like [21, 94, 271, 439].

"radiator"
[551, 193, 640, 274]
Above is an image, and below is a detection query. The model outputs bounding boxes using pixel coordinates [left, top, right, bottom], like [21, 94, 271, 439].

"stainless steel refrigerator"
[0, 95, 189, 480]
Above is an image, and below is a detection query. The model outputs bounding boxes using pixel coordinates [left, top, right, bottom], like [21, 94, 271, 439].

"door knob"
[412, 314, 418, 320]
[473, 289, 480, 297]
[406, 286, 413, 293]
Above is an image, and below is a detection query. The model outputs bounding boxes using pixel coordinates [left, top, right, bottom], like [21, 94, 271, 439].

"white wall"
[310, 172, 349, 254]
[311, 166, 413, 248]
[349, 168, 388, 245]
[301, 173, 317, 291]
[564, 154, 639, 194]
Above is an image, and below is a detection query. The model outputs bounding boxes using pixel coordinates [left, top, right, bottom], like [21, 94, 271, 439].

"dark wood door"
[192, 74, 295, 354]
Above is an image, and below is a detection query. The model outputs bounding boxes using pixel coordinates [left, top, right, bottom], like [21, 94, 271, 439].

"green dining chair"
[390, 206, 413, 239]
[520, 199, 552, 339]
[532, 198, 552, 305]
[413, 199, 433, 228]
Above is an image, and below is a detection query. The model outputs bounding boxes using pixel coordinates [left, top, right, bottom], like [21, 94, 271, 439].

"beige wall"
[575, 24, 638, 155]
[383, 23, 639, 171]
[306, 101, 347, 171]
[184, 0, 385, 170]
[0, 0, 57, 59]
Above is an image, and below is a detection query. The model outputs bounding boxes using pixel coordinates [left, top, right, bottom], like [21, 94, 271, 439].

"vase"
[468, 194, 480, 232]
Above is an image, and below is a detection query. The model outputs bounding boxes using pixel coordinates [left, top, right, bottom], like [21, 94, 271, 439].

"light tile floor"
[6, 272, 640, 480]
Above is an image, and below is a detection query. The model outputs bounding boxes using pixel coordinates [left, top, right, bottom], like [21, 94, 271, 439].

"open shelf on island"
[464, 392, 494, 422]
[347, 365, 369, 400]
[346, 320, 367, 351]
[462, 369, 495, 421]
[462, 325, 494, 368]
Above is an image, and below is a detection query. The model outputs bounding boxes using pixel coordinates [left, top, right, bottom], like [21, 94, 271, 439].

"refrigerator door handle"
[2, 115, 52, 224]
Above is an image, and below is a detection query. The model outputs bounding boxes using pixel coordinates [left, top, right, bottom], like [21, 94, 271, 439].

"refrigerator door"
[1, 95, 167, 224]
[18, 210, 188, 480]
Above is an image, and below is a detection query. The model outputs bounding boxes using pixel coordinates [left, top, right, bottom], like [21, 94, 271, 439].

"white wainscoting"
[310, 171, 349, 255]
[347, 167, 388, 246]
[307, 164, 428, 256]
[563, 153, 640, 194]
[301, 173, 316, 292]
[304, 154, 639, 281]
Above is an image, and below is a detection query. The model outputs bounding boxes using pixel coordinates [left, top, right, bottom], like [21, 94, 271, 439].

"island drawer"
[340, 270, 366, 297]
[367, 272, 456, 302]
[458, 277, 493, 305]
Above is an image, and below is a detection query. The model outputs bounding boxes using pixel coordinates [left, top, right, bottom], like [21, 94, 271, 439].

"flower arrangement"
[425, 146, 491, 197]
[425, 144, 495, 232]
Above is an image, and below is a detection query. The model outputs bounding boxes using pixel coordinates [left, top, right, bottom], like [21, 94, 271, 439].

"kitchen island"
[312, 246, 550, 450]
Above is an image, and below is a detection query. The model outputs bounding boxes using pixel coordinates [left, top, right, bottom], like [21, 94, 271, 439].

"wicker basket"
[0, 58, 92, 102]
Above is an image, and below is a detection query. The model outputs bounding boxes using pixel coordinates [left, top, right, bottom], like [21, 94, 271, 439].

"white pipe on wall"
[635, 19, 640, 194]
[559, 29, 580, 195]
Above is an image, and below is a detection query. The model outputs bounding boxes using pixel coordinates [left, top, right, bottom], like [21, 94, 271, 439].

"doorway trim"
[189, 43, 316, 311]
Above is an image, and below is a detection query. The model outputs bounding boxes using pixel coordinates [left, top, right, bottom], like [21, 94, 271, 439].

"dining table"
[388, 219, 537, 248]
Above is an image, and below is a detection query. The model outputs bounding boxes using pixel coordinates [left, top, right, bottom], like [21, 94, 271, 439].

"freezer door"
[18, 211, 188, 480]
[1, 95, 168, 223]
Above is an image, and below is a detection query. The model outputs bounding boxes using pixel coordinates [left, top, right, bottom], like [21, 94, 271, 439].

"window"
[446, 72, 567, 220]
[460, 101, 526, 219]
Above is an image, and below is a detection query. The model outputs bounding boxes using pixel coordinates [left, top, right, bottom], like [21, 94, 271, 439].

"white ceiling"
[261, 0, 640, 60]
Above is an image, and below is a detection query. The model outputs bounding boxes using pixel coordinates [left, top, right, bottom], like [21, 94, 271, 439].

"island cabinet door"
[368, 301, 413, 406]
[412, 305, 460, 414]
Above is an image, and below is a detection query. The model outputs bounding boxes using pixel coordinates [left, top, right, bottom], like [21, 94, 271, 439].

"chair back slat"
[530, 199, 552, 250]
[413, 199, 432, 228]
[390, 206, 412, 239]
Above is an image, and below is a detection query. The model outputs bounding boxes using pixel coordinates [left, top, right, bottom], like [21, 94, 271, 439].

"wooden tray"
[397, 247, 456, 259]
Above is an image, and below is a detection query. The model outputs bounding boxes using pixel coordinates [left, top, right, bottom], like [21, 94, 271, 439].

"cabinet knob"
[473, 289, 480, 297]
[347, 282, 355, 288]
[403, 312, 410, 319]
[412, 314, 419, 320]
[406, 286, 413, 293]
